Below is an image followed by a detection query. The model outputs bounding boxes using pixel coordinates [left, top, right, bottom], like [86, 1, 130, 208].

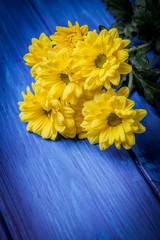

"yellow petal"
[109, 28, 119, 39]
[117, 87, 129, 97]
[108, 127, 116, 145]
[62, 82, 74, 99]
[56, 112, 65, 125]
[99, 142, 110, 150]
[68, 20, 73, 28]
[125, 99, 135, 110]
[122, 120, 132, 133]
[119, 62, 132, 74]
[115, 50, 129, 62]
[135, 122, 146, 133]
[113, 38, 122, 51]
[109, 71, 120, 86]
[41, 120, 52, 139]
[100, 29, 108, 38]
[84, 76, 100, 91]
[122, 142, 132, 150]
[78, 132, 87, 140]
[126, 133, 135, 146]
[65, 118, 75, 128]
[119, 125, 125, 142]
[32, 38, 38, 45]
[120, 39, 130, 49]
[99, 127, 110, 143]
[115, 141, 121, 149]
[50, 82, 65, 98]
[91, 119, 106, 129]
[87, 30, 98, 42]
[135, 109, 147, 121]
[74, 84, 83, 98]
[50, 131, 58, 140]
[39, 33, 46, 41]
[54, 119, 66, 133]
[88, 135, 99, 144]
[115, 125, 121, 141]
[80, 25, 88, 35]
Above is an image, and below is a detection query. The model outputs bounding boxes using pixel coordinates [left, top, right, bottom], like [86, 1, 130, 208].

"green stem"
[129, 42, 151, 54]
[148, 54, 158, 68]
[119, 29, 135, 36]
[128, 70, 133, 95]
[144, 46, 152, 53]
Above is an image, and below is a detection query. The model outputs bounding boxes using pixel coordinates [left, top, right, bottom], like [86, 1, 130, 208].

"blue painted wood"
[0, 210, 14, 240]
[142, 162, 160, 182]
[29, 0, 114, 31]
[1, 0, 160, 239]
[155, 182, 160, 192]
[130, 91, 160, 193]
[130, 91, 160, 163]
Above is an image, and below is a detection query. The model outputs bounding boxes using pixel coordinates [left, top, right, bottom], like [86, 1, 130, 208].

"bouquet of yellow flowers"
[18, 21, 147, 150]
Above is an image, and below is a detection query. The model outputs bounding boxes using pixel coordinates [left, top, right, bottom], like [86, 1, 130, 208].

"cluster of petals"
[19, 21, 146, 150]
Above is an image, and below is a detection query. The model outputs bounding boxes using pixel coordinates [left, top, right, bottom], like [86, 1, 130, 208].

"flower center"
[44, 109, 52, 116]
[61, 73, 70, 84]
[107, 113, 122, 127]
[95, 54, 106, 68]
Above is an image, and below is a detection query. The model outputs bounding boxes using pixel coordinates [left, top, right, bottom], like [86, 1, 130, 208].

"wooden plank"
[0, 0, 160, 239]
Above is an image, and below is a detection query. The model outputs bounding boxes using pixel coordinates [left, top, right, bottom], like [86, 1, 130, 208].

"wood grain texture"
[0, 210, 13, 240]
[0, 0, 160, 239]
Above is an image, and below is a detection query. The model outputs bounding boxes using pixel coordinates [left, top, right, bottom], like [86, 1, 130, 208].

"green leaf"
[129, 49, 149, 71]
[133, 68, 160, 107]
[129, 48, 160, 106]
[102, 0, 133, 21]
[141, 69, 160, 82]
[132, 0, 160, 53]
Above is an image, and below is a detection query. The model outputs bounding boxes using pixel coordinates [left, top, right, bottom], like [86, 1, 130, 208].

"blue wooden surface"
[0, 0, 160, 239]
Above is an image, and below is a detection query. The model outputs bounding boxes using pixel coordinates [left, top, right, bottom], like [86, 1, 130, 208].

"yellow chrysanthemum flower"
[81, 87, 147, 150]
[50, 21, 88, 54]
[72, 29, 132, 91]
[18, 83, 76, 140]
[23, 33, 53, 78]
[20, 22, 147, 151]
[36, 48, 84, 105]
